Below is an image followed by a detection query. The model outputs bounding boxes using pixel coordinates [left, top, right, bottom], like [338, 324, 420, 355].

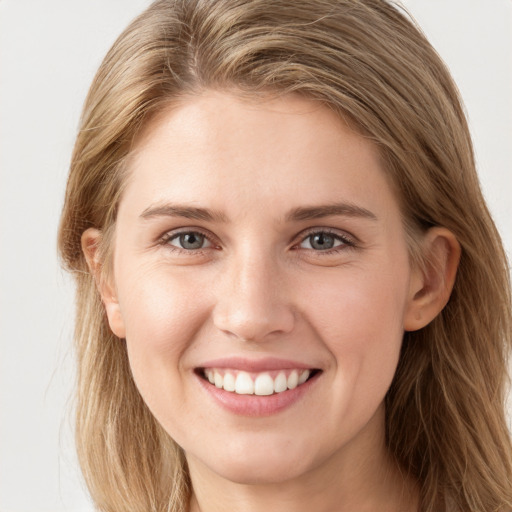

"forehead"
[121, 91, 398, 222]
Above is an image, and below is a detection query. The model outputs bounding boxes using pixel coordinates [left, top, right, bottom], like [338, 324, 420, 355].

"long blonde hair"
[58, 1, 512, 511]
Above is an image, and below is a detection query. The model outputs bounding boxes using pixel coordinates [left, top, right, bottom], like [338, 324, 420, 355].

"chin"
[193, 435, 320, 485]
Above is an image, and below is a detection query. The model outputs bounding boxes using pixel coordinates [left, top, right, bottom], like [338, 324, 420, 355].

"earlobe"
[81, 228, 126, 339]
[403, 227, 461, 332]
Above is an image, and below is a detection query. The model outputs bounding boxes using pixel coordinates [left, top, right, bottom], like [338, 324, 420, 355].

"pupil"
[180, 233, 203, 249]
[311, 233, 334, 250]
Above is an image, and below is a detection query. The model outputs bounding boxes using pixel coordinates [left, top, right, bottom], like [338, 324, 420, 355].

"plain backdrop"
[1, 1, 511, 511]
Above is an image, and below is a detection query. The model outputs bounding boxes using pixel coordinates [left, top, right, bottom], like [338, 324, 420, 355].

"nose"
[212, 252, 295, 342]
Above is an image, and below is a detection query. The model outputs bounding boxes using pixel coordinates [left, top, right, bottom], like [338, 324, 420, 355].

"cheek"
[302, 266, 408, 343]
[115, 264, 212, 410]
[299, 265, 408, 410]
[118, 262, 211, 344]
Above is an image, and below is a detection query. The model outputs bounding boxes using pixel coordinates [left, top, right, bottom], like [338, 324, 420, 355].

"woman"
[58, 0, 512, 511]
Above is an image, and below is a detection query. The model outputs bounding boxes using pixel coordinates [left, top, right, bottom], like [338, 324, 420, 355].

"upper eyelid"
[160, 227, 215, 242]
[294, 227, 357, 245]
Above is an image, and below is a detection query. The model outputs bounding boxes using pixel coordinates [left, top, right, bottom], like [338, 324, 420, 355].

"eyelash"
[294, 228, 356, 255]
[159, 229, 215, 255]
[158, 228, 356, 255]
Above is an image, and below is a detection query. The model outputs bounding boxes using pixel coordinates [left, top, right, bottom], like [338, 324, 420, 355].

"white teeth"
[274, 372, 288, 393]
[298, 369, 310, 385]
[235, 371, 254, 395]
[287, 370, 299, 390]
[204, 368, 314, 395]
[223, 372, 236, 392]
[214, 372, 223, 388]
[254, 374, 274, 396]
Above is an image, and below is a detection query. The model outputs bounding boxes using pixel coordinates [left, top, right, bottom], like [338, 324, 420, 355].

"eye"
[299, 231, 351, 251]
[166, 231, 212, 250]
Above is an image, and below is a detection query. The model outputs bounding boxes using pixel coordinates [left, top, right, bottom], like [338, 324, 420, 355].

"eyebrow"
[285, 202, 378, 222]
[140, 204, 229, 222]
[139, 201, 377, 223]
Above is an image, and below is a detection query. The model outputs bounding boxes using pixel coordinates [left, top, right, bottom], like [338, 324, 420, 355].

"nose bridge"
[213, 244, 295, 341]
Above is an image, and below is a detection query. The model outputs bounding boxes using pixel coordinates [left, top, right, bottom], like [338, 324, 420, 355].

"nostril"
[212, 307, 295, 343]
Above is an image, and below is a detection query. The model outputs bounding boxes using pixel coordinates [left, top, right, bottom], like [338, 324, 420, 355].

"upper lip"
[197, 357, 319, 372]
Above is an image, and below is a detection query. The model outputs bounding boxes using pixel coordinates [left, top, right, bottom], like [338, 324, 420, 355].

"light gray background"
[1, 1, 511, 511]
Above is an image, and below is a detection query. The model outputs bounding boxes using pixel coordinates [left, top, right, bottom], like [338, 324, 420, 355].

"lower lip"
[196, 372, 320, 417]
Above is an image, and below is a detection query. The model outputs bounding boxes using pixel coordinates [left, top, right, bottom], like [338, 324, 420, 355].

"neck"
[187, 406, 419, 512]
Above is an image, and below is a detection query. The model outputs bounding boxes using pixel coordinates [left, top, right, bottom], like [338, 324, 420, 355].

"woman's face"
[102, 92, 423, 484]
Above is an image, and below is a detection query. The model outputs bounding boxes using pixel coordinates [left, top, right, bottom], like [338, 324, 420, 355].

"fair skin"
[83, 91, 460, 512]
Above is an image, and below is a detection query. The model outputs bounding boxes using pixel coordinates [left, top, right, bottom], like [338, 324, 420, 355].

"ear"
[81, 228, 126, 338]
[404, 227, 461, 332]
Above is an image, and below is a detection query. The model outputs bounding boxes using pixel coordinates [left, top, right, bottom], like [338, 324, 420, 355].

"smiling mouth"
[196, 368, 321, 396]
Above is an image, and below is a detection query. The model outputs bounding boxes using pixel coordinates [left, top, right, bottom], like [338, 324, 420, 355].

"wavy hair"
[58, 1, 512, 510]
